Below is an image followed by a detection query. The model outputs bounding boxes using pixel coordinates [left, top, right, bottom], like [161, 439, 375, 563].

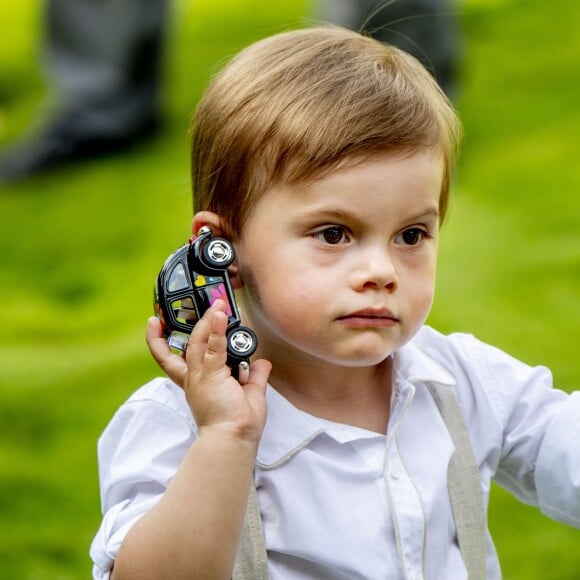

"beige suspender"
[426, 383, 487, 580]
[233, 481, 270, 580]
[233, 382, 487, 580]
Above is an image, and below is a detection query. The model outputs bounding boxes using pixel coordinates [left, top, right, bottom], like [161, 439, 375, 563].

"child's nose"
[350, 247, 398, 292]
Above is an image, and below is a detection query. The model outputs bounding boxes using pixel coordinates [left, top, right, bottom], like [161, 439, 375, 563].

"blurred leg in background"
[319, 0, 461, 97]
[0, 0, 169, 184]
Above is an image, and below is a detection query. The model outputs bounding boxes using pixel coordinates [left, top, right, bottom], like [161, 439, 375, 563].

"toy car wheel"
[202, 237, 235, 269]
[227, 326, 258, 358]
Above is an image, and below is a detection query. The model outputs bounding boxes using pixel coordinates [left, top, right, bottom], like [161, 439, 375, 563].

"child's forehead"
[261, 150, 443, 215]
[285, 148, 445, 188]
[339, 148, 444, 169]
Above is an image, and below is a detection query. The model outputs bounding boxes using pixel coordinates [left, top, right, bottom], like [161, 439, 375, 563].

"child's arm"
[110, 300, 271, 580]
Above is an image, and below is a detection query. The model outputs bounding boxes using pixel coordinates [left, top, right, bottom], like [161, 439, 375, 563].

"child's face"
[235, 151, 443, 369]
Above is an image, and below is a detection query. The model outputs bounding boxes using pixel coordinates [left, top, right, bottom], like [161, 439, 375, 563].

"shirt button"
[410, 570, 423, 580]
[389, 464, 400, 479]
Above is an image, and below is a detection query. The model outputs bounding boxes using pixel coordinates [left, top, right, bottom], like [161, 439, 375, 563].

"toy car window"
[167, 262, 189, 292]
[171, 297, 198, 324]
[196, 282, 233, 317]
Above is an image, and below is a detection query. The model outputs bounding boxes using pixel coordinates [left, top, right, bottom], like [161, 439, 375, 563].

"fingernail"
[238, 361, 250, 384]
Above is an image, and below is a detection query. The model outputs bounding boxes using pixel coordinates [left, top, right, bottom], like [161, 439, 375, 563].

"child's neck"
[268, 358, 393, 435]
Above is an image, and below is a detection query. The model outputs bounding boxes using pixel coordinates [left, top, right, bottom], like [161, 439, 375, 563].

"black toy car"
[154, 227, 258, 371]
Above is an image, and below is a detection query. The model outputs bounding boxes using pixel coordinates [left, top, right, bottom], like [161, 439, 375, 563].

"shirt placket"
[384, 379, 426, 580]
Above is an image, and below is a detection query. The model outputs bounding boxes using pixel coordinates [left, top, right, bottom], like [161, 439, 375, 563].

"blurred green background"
[0, 0, 579, 577]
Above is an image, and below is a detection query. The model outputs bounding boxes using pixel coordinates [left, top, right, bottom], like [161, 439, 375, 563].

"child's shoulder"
[128, 375, 187, 404]
[411, 325, 526, 369]
[406, 325, 542, 391]
[403, 326, 559, 429]
[113, 376, 193, 426]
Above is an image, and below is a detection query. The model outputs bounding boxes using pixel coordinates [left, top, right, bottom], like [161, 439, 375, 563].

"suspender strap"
[233, 480, 269, 580]
[426, 383, 487, 580]
[234, 384, 487, 580]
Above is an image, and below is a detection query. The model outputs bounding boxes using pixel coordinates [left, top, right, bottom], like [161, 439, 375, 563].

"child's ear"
[227, 260, 244, 290]
[191, 211, 244, 289]
[191, 211, 223, 237]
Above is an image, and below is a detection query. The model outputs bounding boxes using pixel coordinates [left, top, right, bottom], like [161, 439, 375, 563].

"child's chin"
[333, 348, 394, 368]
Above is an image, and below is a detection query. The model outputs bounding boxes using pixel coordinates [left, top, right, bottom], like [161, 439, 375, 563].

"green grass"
[1, 0, 579, 577]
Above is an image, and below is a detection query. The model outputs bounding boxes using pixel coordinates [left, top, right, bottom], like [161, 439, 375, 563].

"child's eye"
[396, 228, 428, 246]
[314, 226, 350, 245]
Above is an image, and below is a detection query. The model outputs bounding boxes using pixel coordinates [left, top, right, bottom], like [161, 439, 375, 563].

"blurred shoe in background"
[0, 0, 168, 185]
[319, 0, 461, 98]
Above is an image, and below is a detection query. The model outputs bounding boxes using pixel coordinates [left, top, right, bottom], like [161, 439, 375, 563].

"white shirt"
[90, 326, 580, 579]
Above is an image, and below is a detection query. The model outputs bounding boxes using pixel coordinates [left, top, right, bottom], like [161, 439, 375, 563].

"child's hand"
[146, 300, 271, 443]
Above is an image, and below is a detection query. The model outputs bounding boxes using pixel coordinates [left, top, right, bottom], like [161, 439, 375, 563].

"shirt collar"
[257, 333, 455, 468]
[393, 334, 456, 388]
[257, 386, 324, 469]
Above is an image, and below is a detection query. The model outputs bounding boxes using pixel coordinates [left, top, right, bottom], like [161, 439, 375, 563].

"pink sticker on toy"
[208, 283, 232, 316]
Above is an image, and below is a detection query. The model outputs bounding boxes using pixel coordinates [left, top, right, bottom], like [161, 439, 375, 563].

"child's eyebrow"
[295, 209, 361, 223]
[407, 208, 440, 223]
[295, 206, 440, 225]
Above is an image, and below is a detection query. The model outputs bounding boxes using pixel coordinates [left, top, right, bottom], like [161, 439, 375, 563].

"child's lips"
[337, 308, 400, 327]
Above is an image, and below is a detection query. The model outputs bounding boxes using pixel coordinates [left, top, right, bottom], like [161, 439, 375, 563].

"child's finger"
[185, 300, 229, 373]
[242, 359, 271, 423]
[247, 359, 272, 390]
[146, 316, 173, 365]
[184, 306, 213, 369]
[202, 306, 229, 372]
[146, 317, 188, 385]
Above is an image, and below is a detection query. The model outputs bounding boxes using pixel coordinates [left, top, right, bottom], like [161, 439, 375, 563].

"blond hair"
[191, 26, 461, 239]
